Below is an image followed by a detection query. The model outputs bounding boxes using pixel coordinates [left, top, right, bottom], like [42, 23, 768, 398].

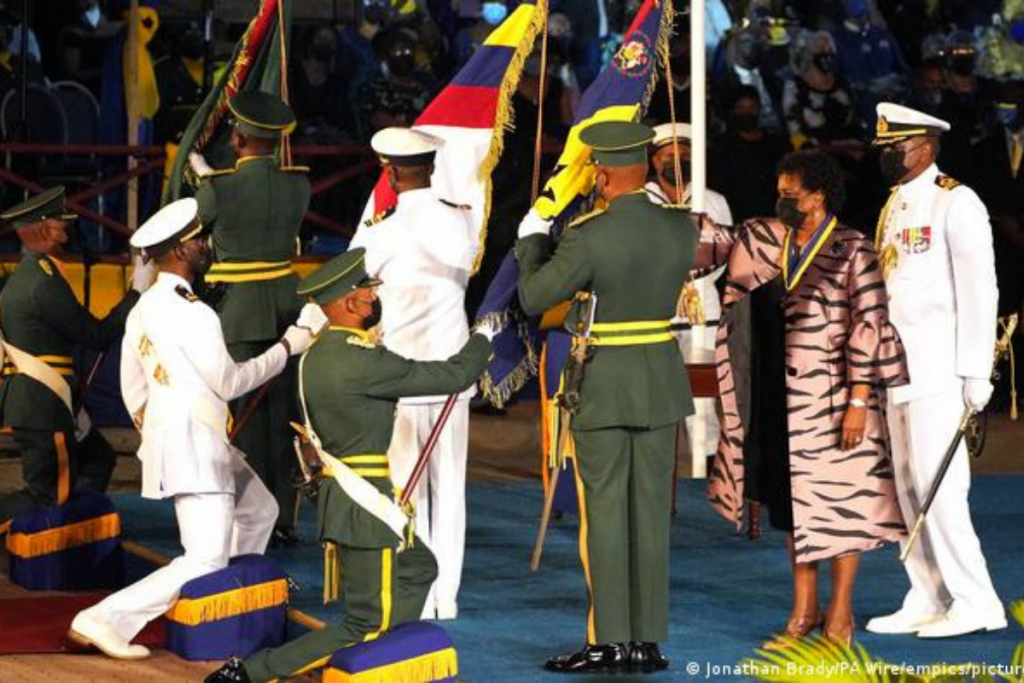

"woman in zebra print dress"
[695, 152, 909, 646]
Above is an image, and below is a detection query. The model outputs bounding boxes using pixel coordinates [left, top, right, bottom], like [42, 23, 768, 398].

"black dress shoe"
[628, 642, 669, 673]
[205, 656, 251, 682]
[544, 643, 631, 673]
[270, 527, 300, 548]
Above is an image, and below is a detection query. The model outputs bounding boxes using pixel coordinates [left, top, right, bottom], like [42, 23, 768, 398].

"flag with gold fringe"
[358, 0, 549, 275]
[162, 0, 292, 202]
[475, 0, 675, 409]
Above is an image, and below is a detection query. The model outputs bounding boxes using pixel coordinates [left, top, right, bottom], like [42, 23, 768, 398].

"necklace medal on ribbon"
[782, 214, 838, 292]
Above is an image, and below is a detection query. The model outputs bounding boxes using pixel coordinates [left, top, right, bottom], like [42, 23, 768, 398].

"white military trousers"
[389, 399, 469, 620]
[96, 455, 277, 641]
[886, 386, 1002, 618]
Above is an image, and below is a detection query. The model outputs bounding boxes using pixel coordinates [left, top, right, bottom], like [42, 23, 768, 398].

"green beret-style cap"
[228, 91, 296, 139]
[579, 121, 655, 167]
[0, 186, 77, 234]
[297, 248, 383, 305]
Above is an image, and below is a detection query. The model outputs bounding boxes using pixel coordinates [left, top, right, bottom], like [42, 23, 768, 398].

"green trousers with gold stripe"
[571, 424, 676, 645]
[243, 539, 437, 683]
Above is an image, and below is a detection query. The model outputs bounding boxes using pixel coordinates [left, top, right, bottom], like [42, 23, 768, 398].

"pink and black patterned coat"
[696, 218, 909, 563]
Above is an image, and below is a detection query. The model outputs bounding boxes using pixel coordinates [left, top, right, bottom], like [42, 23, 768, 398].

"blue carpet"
[114, 475, 1024, 680]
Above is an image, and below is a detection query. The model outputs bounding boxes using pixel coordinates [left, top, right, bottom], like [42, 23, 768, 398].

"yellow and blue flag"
[476, 0, 675, 407]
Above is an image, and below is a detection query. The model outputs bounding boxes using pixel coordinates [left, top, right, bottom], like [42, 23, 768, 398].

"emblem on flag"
[614, 35, 654, 79]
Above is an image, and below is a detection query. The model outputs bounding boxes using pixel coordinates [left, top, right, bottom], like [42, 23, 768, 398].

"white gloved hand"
[517, 208, 553, 239]
[296, 302, 329, 335]
[188, 152, 213, 178]
[131, 255, 157, 293]
[281, 325, 315, 356]
[963, 378, 994, 412]
[473, 317, 502, 342]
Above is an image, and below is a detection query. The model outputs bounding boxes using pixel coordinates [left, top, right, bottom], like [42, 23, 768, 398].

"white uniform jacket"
[350, 187, 478, 404]
[878, 164, 998, 404]
[121, 273, 288, 499]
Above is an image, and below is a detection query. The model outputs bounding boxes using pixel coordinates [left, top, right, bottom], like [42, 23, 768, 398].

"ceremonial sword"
[530, 291, 598, 571]
[901, 314, 1018, 563]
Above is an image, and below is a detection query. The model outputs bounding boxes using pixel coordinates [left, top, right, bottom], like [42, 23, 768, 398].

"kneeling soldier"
[206, 248, 497, 683]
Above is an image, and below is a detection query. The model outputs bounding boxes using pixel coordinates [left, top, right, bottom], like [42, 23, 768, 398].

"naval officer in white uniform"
[645, 123, 733, 476]
[866, 103, 1006, 639]
[69, 199, 323, 659]
[349, 127, 478, 620]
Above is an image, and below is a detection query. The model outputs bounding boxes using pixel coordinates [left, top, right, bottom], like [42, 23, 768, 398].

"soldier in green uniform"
[0, 187, 149, 533]
[205, 248, 496, 683]
[191, 91, 311, 545]
[516, 122, 696, 674]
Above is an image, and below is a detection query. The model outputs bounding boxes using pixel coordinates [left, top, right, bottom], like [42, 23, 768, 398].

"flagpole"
[689, 0, 706, 214]
[126, 0, 140, 231]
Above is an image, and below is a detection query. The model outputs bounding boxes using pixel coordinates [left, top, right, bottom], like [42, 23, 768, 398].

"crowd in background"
[3, 0, 1024, 337]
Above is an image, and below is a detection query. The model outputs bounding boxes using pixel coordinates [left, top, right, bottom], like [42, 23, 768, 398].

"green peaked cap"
[296, 248, 382, 305]
[0, 186, 77, 233]
[228, 91, 296, 139]
[579, 121, 655, 167]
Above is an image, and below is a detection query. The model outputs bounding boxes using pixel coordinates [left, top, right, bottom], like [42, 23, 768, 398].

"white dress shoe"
[69, 609, 151, 660]
[917, 609, 1007, 639]
[865, 609, 945, 634]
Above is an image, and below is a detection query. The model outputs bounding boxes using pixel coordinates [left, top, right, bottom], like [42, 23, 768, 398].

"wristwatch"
[849, 398, 867, 408]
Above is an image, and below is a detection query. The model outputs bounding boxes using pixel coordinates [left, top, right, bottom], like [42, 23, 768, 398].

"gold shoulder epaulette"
[346, 335, 377, 349]
[363, 206, 396, 228]
[37, 257, 54, 277]
[440, 198, 471, 211]
[280, 165, 311, 174]
[175, 285, 200, 303]
[935, 175, 961, 191]
[568, 207, 604, 229]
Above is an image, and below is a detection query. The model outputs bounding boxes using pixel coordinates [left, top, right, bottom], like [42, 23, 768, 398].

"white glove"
[517, 208, 553, 239]
[188, 152, 213, 178]
[296, 302, 329, 335]
[963, 378, 994, 412]
[281, 325, 315, 356]
[131, 255, 157, 293]
[473, 317, 502, 342]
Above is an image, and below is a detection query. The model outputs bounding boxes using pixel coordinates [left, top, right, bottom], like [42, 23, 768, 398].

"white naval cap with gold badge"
[651, 122, 694, 148]
[130, 198, 208, 258]
[370, 127, 445, 167]
[873, 102, 951, 146]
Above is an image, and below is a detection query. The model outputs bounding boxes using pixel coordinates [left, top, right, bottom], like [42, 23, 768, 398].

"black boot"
[628, 642, 670, 673]
[544, 643, 631, 673]
[205, 656, 251, 682]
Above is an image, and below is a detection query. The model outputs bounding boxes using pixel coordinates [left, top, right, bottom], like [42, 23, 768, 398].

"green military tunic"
[516, 191, 696, 645]
[243, 326, 491, 682]
[196, 155, 310, 533]
[0, 252, 137, 527]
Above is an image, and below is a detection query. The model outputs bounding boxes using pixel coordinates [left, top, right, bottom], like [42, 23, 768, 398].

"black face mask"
[183, 239, 212, 278]
[775, 196, 807, 229]
[732, 112, 759, 132]
[661, 164, 691, 187]
[949, 56, 975, 77]
[387, 51, 416, 78]
[363, 298, 382, 329]
[813, 53, 835, 73]
[179, 32, 205, 60]
[311, 42, 334, 63]
[737, 41, 764, 69]
[879, 147, 910, 183]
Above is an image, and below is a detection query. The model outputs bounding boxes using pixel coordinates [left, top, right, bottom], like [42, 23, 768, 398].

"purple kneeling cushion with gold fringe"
[164, 554, 289, 661]
[323, 622, 458, 682]
[6, 489, 123, 591]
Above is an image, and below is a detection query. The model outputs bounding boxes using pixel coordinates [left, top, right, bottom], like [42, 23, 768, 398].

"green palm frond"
[743, 635, 921, 683]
